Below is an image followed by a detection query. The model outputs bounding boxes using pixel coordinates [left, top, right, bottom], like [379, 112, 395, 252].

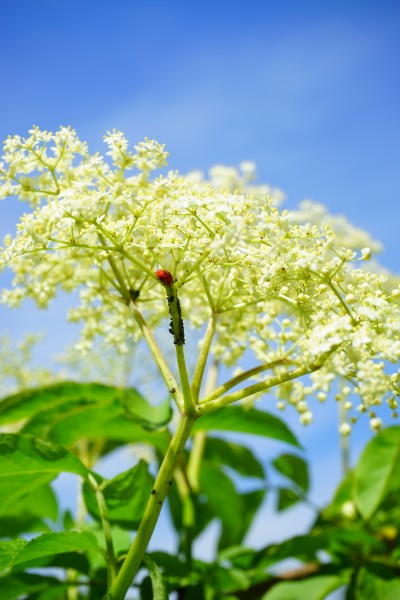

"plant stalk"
[129, 301, 184, 411]
[191, 312, 218, 402]
[107, 413, 196, 600]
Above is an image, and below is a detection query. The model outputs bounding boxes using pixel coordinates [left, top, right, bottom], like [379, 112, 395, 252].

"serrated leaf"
[83, 461, 154, 529]
[354, 426, 400, 520]
[272, 453, 309, 493]
[0, 532, 101, 573]
[15, 383, 171, 448]
[143, 555, 168, 600]
[261, 575, 346, 599]
[276, 487, 302, 512]
[204, 437, 265, 479]
[0, 382, 116, 425]
[0, 382, 172, 447]
[0, 434, 88, 510]
[193, 407, 300, 447]
[0, 539, 27, 571]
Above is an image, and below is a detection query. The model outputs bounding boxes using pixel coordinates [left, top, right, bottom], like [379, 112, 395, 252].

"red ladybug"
[155, 269, 174, 287]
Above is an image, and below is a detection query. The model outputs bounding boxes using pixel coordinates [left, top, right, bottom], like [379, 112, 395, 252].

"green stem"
[108, 413, 196, 600]
[201, 358, 290, 404]
[188, 359, 219, 492]
[191, 312, 218, 402]
[176, 344, 195, 415]
[339, 384, 350, 475]
[96, 224, 157, 280]
[198, 346, 340, 416]
[89, 475, 117, 586]
[97, 233, 130, 300]
[166, 282, 195, 415]
[174, 249, 211, 289]
[129, 302, 184, 412]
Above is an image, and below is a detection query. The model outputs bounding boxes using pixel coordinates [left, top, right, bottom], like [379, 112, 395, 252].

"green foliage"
[261, 575, 347, 599]
[354, 425, 400, 519]
[353, 565, 400, 599]
[203, 437, 265, 479]
[0, 382, 171, 450]
[0, 484, 58, 537]
[143, 555, 169, 599]
[272, 453, 309, 493]
[0, 532, 101, 572]
[193, 406, 300, 447]
[1, 380, 400, 599]
[83, 461, 154, 529]
[0, 433, 88, 510]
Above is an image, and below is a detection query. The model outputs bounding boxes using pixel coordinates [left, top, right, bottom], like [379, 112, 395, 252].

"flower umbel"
[1, 127, 400, 432]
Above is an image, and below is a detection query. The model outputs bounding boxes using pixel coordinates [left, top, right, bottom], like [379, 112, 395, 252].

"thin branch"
[197, 345, 340, 416]
[191, 312, 219, 402]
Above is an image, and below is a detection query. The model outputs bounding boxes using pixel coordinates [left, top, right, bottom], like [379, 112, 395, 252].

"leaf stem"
[201, 358, 290, 404]
[191, 312, 219, 402]
[107, 413, 196, 600]
[197, 346, 340, 416]
[88, 474, 117, 586]
[187, 359, 219, 493]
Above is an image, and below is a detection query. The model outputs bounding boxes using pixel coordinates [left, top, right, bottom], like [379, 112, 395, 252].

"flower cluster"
[1, 127, 399, 432]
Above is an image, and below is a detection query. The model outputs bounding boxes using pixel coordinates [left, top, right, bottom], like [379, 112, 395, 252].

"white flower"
[339, 423, 351, 436]
[1, 127, 400, 430]
[370, 417, 383, 432]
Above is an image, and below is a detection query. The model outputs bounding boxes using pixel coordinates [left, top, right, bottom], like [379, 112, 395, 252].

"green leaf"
[122, 389, 172, 430]
[276, 487, 302, 512]
[83, 461, 154, 529]
[219, 488, 265, 550]
[9, 551, 91, 575]
[261, 575, 346, 599]
[200, 463, 243, 542]
[320, 471, 355, 522]
[207, 564, 251, 593]
[193, 407, 300, 447]
[0, 484, 58, 538]
[272, 453, 309, 493]
[23, 390, 168, 451]
[355, 566, 400, 599]
[0, 434, 88, 510]
[143, 555, 168, 600]
[0, 382, 115, 424]
[253, 534, 329, 571]
[15, 383, 170, 449]
[0, 573, 63, 600]
[204, 437, 265, 479]
[63, 510, 75, 531]
[0, 532, 101, 573]
[354, 426, 400, 520]
[0, 539, 27, 572]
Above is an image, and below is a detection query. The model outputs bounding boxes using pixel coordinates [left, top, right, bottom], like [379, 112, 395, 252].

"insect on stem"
[155, 269, 185, 346]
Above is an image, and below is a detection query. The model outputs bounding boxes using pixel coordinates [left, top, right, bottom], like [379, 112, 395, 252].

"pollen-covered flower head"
[1, 127, 400, 430]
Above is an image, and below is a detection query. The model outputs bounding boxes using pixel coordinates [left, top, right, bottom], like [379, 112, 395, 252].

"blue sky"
[1, 0, 400, 565]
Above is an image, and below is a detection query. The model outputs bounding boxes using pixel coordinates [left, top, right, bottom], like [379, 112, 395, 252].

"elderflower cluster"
[1, 127, 400, 432]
